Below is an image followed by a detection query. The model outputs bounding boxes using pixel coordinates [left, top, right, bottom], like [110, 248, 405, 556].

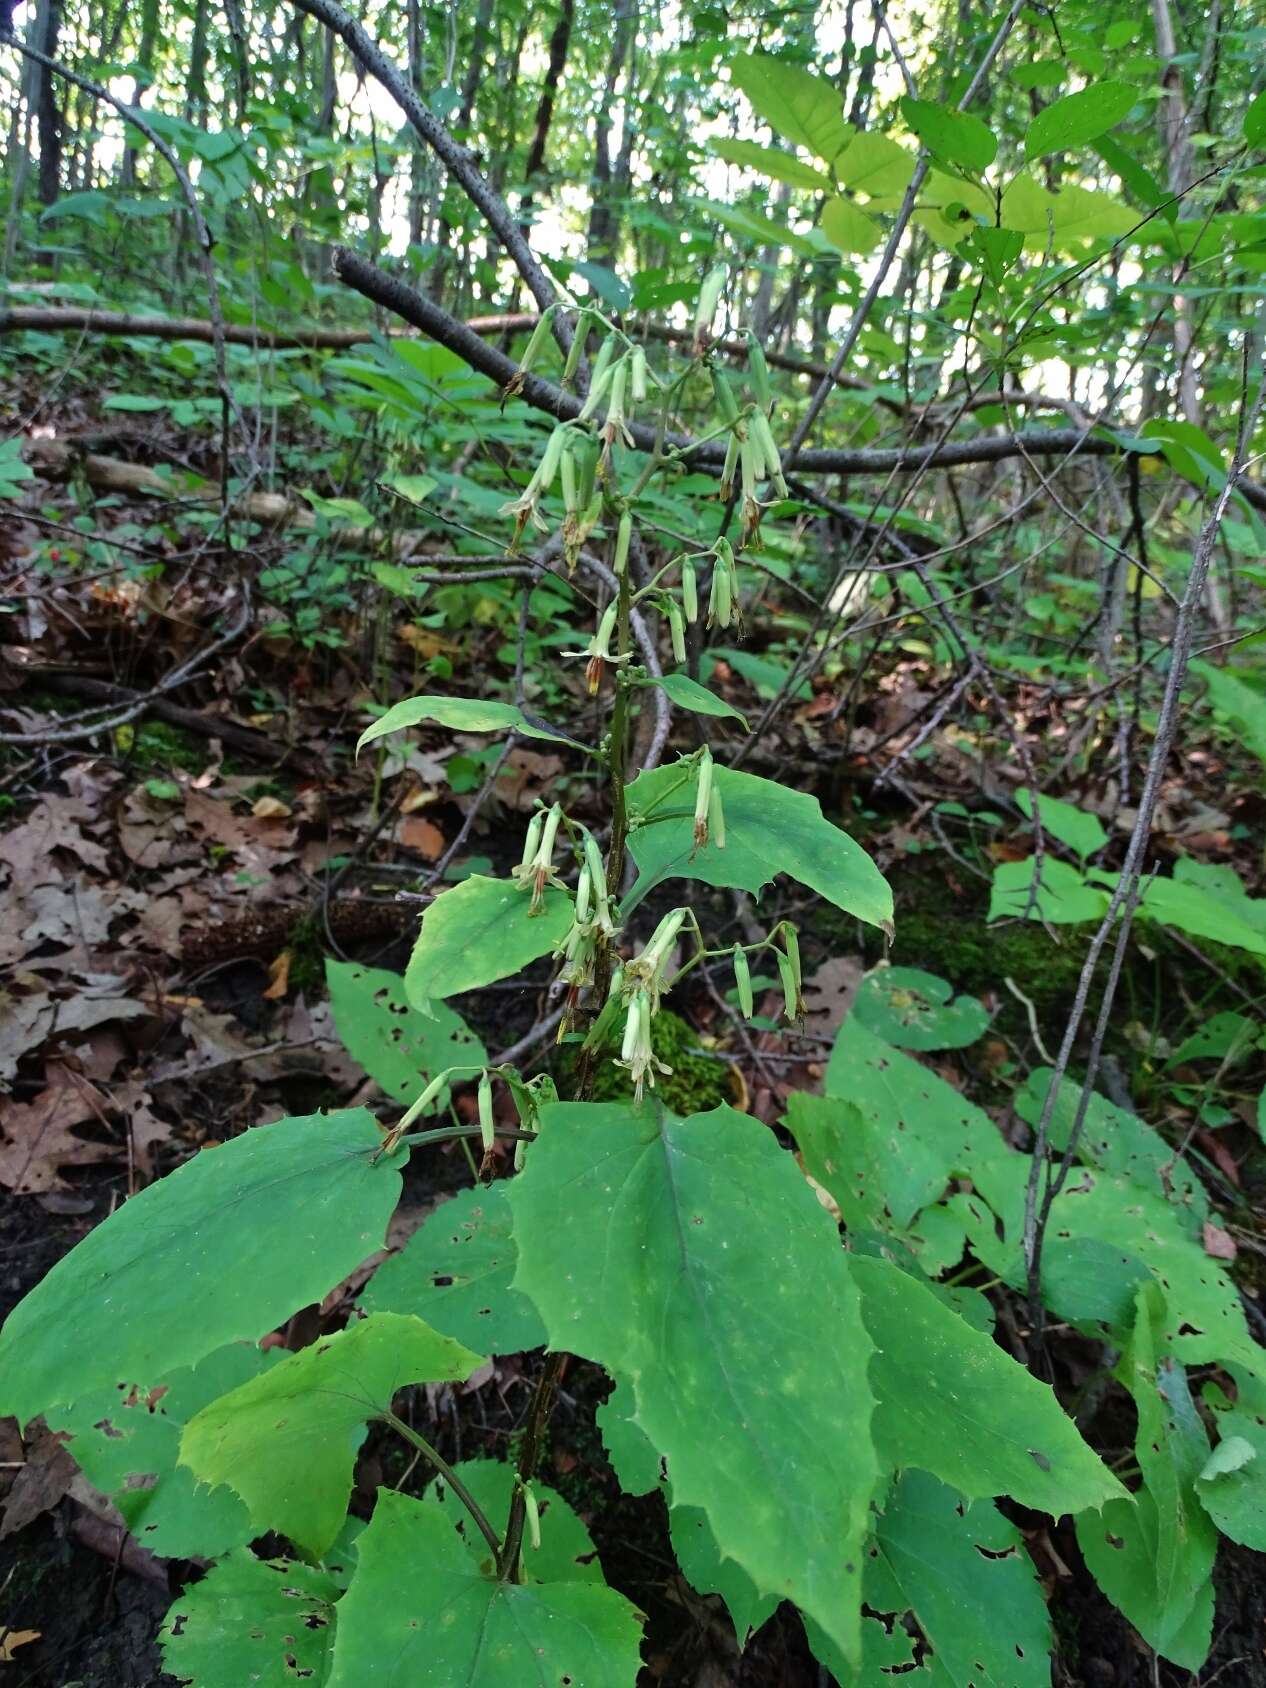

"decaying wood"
[19, 438, 431, 552]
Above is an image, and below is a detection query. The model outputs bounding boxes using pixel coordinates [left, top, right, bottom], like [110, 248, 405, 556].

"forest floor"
[1, 411, 1265, 1687]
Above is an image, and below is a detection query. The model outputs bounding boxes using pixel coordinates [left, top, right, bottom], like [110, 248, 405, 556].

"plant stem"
[380, 1407, 503, 1559]
[496, 1349, 566, 1581]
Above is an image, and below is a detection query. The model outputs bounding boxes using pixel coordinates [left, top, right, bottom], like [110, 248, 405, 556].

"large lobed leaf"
[326, 1490, 643, 1686]
[0, 1109, 404, 1425]
[180, 1312, 483, 1556]
[509, 1099, 879, 1665]
[48, 1344, 279, 1559]
[1076, 1285, 1217, 1669]
[807, 1470, 1053, 1686]
[162, 1552, 340, 1688]
[326, 959, 485, 1107]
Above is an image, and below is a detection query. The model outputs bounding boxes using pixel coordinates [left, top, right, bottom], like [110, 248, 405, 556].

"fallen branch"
[330, 247, 1266, 497]
[23, 669, 323, 770]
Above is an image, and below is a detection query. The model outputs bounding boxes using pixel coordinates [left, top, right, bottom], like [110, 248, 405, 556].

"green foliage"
[360, 1182, 546, 1352]
[161, 1552, 340, 1687]
[808, 1471, 1053, 1686]
[624, 761, 894, 931]
[405, 874, 574, 1005]
[510, 1099, 879, 1664]
[48, 1345, 280, 1558]
[356, 694, 581, 751]
[326, 1491, 644, 1687]
[325, 960, 485, 1108]
[180, 1313, 483, 1554]
[0, 1109, 403, 1424]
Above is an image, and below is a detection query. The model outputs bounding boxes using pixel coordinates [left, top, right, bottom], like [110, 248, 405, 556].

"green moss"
[555, 1007, 733, 1115]
[127, 717, 207, 773]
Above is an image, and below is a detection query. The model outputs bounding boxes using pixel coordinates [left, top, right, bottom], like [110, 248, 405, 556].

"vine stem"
[380, 1408, 503, 1560]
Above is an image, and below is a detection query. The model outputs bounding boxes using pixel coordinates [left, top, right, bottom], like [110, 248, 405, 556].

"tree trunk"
[121, 0, 161, 188]
[586, 0, 636, 265]
[34, 0, 62, 207]
[518, 0, 574, 236]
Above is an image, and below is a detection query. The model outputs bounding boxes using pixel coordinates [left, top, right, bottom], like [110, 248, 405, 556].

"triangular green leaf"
[405, 874, 573, 1007]
[180, 1312, 483, 1555]
[326, 1490, 643, 1686]
[509, 1099, 879, 1665]
[1076, 1286, 1216, 1670]
[807, 1470, 1052, 1686]
[624, 761, 892, 932]
[850, 1254, 1124, 1514]
[0, 1110, 403, 1425]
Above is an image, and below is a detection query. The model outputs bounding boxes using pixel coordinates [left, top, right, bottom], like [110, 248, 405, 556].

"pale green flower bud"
[477, 1069, 495, 1153]
[694, 264, 727, 348]
[733, 945, 753, 1018]
[562, 309, 593, 385]
[613, 509, 632, 578]
[668, 598, 686, 665]
[746, 329, 772, 413]
[681, 557, 698, 623]
[694, 747, 714, 848]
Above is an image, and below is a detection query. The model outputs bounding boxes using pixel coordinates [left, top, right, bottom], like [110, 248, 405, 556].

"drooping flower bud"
[711, 365, 739, 425]
[719, 430, 740, 502]
[694, 747, 714, 849]
[477, 1069, 495, 1154]
[746, 329, 772, 413]
[750, 410, 789, 499]
[693, 264, 727, 354]
[681, 557, 698, 624]
[562, 308, 593, 386]
[667, 598, 686, 665]
[613, 509, 632, 578]
[630, 346, 648, 403]
[504, 305, 557, 398]
[733, 945, 753, 1018]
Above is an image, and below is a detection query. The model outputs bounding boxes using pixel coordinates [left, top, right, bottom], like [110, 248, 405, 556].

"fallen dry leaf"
[262, 949, 292, 1000]
[398, 815, 445, 860]
[251, 795, 292, 820]
[1203, 1221, 1237, 1262]
[0, 1428, 76, 1539]
[0, 1627, 41, 1661]
[0, 1064, 118, 1194]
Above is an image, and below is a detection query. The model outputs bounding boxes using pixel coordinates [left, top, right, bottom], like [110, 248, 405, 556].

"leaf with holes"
[180, 1314, 482, 1555]
[360, 1183, 545, 1352]
[806, 1470, 1052, 1686]
[1077, 1285, 1216, 1670]
[624, 762, 892, 934]
[47, 1345, 278, 1559]
[326, 1490, 643, 1687]
[851, 966, 989, 1051]
[405, 874, 573, 1009]
[325, 960, 485, 1107]
[426, 1458, 602, 1582]
[509, 1099, 879, 1666]
[0, 1110, 404, 1426]
[160, 1551, 339, 1687]
[1197, 1369, 1266, 1550]
[851, 1254, 1124, 1515]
